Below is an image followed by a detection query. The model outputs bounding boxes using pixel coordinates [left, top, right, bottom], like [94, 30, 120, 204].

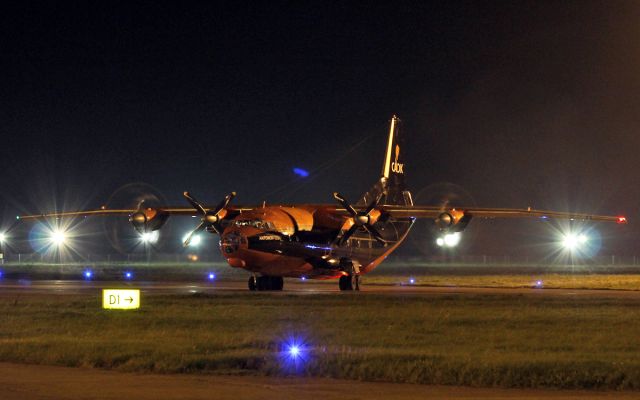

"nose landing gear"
[338, 274, 360, 291]
[338, 258, 360, 291]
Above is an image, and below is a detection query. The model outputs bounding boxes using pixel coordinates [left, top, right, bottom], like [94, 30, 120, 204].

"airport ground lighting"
[182, 233, 201, 247]
[561, 233, 588, 251]
[139, 231, 159, 244]
[436, 232, 461, 248]
[49, 229, 67, 246]
[0, 232, 5, 265]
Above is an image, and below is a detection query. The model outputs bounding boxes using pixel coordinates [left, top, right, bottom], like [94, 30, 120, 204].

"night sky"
[1, 2, 638, 256]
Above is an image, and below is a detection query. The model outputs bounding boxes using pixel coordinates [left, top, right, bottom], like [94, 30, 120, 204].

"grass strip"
[1, 291, 640, 389]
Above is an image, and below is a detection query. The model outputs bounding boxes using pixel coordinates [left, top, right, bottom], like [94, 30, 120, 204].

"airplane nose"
[220, 231, 245, 254]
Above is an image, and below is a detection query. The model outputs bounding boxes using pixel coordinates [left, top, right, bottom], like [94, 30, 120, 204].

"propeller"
[333, 192, 386, 246]
[128, 199, 148, 233]
[183, 191, 236, 246]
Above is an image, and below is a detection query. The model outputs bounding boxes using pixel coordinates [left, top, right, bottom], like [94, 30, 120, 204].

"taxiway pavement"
[1, 279, 640, 299]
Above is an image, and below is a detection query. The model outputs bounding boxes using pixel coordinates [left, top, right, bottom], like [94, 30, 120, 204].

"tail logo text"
[391, 145, 404, 174]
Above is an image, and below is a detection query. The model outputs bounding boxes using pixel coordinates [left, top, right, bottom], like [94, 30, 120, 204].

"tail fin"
[358, 115, 412, 206]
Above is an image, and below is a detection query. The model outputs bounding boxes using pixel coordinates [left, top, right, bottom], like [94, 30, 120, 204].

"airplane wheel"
[339, 275, 353, 291]
[256, 276, 269, 291]
[256, 276, 283, 291]
[248, 276, 257, 291]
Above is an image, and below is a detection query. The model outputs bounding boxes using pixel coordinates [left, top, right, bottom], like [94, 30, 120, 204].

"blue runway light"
[301, 276, 306, 281]
[293, 167, 309, 178]
[0, 271, 3, 279]
[84, 270, 93, 279]
[279, 336, 309, 370]
[535, 280, 544, 288]
[124, 271, 133, 280]
[409, 278, 415, 284]
[208, 272, 216, 281]
[288, 345, 301, 358]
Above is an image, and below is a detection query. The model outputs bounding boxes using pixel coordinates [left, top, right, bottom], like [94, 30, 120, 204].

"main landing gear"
[248, 275, 284, 291]
[338, 258, 360, 291]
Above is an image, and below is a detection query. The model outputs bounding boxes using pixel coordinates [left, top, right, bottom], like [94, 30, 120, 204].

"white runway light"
[140, 231, 159, 244]
[562, 233, 588, 251]
[443, 232, 461, 247]
[436, 232, 461, 248]
[182, 233, 201, 247]
[50, 230, 67, 246]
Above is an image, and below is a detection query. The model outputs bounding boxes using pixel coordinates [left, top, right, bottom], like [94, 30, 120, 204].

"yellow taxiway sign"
[102, 289, 140, 310]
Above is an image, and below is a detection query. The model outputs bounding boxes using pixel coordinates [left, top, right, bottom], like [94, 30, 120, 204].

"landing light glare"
[140, 231, 159, 244]
[182, 233, 201, 247]
[562, 233, 588, 251]
[50, 230, 67, 246]
[437, 232, 461, 248]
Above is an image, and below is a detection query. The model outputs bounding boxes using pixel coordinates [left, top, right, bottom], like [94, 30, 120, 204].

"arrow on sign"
[126, 296, 134, 303]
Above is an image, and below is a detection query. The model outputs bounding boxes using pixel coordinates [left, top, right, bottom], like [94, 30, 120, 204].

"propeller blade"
[363, 224, 386, 245]
[205, 224, 221, 235]
[183, 192, 207, 215]
[338, 224, 359, 246]
[183, 221, 206, 247]
[333, 192, 357, 216]
[136, 199, 145, 211]
[212, 192, 236, 215]
[364, 192, 383, 215]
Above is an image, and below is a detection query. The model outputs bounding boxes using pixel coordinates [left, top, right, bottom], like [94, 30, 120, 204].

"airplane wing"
[383, 205, 627, 224]
[17, 206, 255, 220]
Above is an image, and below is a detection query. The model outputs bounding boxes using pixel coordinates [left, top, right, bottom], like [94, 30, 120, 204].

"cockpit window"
[234, 219, 273, 230]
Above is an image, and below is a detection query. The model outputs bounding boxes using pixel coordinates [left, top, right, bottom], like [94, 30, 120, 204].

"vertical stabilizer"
[358, 115, 411, 206]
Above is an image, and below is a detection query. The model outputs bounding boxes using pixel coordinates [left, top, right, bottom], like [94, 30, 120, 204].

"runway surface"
[2, 278, 640, 298]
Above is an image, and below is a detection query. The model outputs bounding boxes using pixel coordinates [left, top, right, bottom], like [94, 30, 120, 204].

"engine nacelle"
[435, 210, 472, 233]
[129, 208, 170, 234]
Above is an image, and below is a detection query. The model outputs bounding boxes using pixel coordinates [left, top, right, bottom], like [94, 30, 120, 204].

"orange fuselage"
[218, 205, 414, 278]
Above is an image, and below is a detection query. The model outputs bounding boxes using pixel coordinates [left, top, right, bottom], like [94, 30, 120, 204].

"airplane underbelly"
[227, 248, 313, 277]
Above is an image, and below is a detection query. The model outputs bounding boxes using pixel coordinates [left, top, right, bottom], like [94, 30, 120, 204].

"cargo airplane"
[19, 116, 627, 291]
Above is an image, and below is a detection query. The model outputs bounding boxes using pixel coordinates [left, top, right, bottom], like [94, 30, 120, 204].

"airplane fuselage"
[218, 205, 415, 278]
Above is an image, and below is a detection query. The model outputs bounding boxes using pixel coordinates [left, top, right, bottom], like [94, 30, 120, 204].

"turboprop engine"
[434, 209, 472, 233]
[128, 207, 170, 234]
